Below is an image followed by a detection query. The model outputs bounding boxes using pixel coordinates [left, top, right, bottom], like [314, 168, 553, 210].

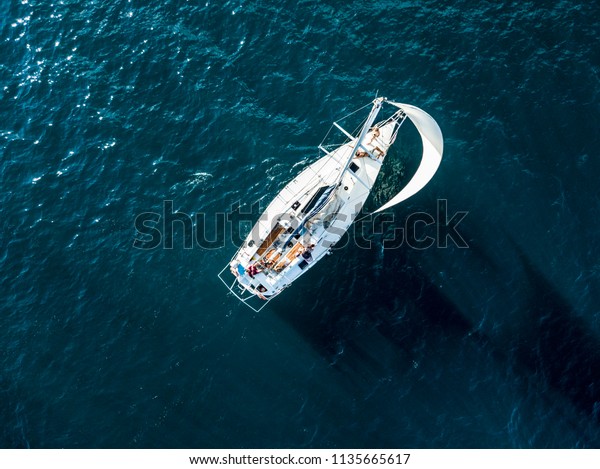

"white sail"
[373, 103, 443, 213]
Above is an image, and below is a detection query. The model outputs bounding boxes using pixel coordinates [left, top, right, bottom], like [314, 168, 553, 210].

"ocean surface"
[1, 0, 600, 448]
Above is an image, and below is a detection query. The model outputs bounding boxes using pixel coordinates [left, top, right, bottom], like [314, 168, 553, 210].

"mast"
[275, 98, 387, 251]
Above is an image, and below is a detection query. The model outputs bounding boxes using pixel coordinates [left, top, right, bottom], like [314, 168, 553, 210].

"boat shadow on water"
[269, 229, 600, 443]
[509, 242, 600, 423]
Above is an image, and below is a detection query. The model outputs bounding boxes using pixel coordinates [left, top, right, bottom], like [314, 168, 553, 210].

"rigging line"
[320, 112, 368, 150]
[336, 102, 372, 122]
[320, 103, 369, 147]
[351, 117, 368, 140]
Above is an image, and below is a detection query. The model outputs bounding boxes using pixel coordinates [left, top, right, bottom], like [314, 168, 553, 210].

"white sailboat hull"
[218, 98, 443, 311]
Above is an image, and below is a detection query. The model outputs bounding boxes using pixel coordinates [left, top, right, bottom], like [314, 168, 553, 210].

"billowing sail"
[373, 103, 443, 213]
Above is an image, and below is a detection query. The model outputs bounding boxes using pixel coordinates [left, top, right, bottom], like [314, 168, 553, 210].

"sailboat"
[218, 97, 443, 311]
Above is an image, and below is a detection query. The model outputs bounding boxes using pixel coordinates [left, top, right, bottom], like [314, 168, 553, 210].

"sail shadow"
[511, 244, 600, 422]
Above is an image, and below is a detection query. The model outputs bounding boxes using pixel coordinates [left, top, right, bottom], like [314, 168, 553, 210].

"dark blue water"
[2, 0, 599, 448]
